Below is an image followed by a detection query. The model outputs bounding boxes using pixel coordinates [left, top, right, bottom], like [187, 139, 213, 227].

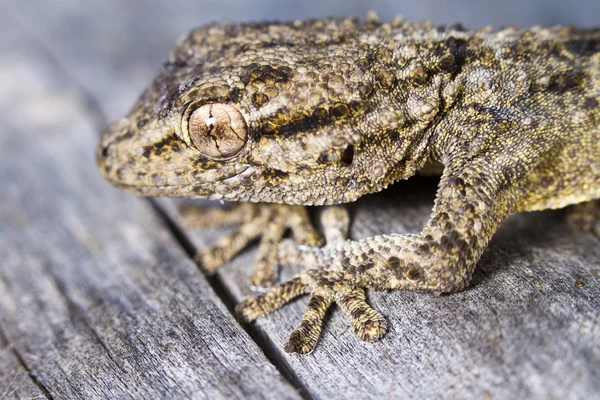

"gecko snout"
[96, 118, 136, 186]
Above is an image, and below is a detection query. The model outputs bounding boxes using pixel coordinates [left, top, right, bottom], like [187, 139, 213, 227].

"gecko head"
[98, 20, 445, 205]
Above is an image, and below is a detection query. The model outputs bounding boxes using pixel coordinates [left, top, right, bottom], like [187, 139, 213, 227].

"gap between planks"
[6, 10, 311, 395]
[147, 199, 313, 400]
[0, 325, 53, 400]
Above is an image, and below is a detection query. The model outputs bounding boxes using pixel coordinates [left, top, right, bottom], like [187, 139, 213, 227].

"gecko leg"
[238, 161, 523, 353]
[179, 203, 323, 287]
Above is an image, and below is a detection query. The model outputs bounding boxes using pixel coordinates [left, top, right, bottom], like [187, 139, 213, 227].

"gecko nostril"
[99, 141, 112, 160]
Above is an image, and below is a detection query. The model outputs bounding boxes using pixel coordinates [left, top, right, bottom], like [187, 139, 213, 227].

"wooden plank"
[0, 12, 300, 400]
[171, 182, 600, 399]
[8, 1, 600, 399]
[0, 332, 46, 400]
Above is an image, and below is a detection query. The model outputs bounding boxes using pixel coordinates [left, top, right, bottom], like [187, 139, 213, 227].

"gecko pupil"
[205, 116, 216, 131]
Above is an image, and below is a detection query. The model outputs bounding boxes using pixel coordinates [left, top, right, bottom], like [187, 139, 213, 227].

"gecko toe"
[249, 265, 278, 288]
[283, 291, 333, 354]
[236, 276, 309, 321]
[348, 308, 387, 342]
[337, 287, 387, 342]
[284, 326, 319, 354]
[195, 246, 226, 272]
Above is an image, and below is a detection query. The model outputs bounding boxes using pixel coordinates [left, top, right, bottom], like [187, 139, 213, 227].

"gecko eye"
[187, 103, 248, 160]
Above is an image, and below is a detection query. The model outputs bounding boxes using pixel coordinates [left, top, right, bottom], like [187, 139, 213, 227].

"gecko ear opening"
[186, 103, 248, 160]
[341, 145, 354, 166]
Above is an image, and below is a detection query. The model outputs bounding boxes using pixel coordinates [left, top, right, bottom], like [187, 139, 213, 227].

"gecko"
[97, 13, 600, 354]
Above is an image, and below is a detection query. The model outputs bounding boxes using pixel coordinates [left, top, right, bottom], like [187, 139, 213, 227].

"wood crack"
[0, 326, 54, 400]
[147, 199, 312, 400]
[3, 6, 304, 397]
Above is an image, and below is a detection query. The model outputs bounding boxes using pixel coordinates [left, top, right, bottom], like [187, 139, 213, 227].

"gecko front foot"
[236, 272, 387, 354]
[236, 207, 387, 354]
[179, 203, 323, 287]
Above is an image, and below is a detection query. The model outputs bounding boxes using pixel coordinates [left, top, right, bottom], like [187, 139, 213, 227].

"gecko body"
[97, 15, 600, 353]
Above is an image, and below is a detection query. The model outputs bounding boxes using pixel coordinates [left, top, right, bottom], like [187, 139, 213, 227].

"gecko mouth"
[109, 180, 219, 199]
[97, 133, 216, 198]
[112, 182, 180, 193]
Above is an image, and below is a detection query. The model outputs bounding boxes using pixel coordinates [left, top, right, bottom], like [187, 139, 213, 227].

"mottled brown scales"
[97, 14, 600, 354]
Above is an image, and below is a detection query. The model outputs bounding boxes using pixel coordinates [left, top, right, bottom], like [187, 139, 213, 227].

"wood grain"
[0, 9, 299, 400]
[2, 1, 600, 399]
[0, 332, 46, 400]
[171, 181, 600, 399]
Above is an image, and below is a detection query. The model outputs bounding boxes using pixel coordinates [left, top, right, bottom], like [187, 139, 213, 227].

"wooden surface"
[1, 1, 599, 399]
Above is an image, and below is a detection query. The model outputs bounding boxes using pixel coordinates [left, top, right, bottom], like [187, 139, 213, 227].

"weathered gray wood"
[172, 183, 600, 399]
[5, 1, 600, 399]
[0, 332, 46, 400]
[0, 11, 299, 400]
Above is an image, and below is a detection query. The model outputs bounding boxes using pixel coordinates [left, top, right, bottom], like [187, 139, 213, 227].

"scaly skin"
[97, 14, 600, 353]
